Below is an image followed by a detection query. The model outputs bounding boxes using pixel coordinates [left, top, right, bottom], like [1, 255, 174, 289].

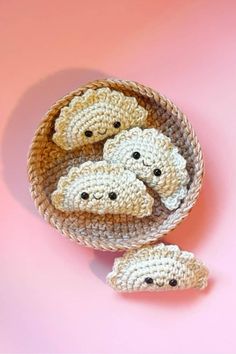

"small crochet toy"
[51, 161, 154, 217]
[53, 88, 148, 150]
[107, 243, 208, 292]
[103, 127, 190, 210]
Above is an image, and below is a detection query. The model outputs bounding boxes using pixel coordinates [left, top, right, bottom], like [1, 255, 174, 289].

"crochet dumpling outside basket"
[28, 79, 204, 251]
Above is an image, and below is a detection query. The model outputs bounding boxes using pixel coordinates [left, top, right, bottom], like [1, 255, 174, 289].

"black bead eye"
[84, 130, 93, 137]
[144, 277, 154, 284]
[113, 121, 121, 128]
[81, 192, 89, 200]
[109, 192, 117, 200]
[153, 168, 162, 176]
[169, 279, 178, 287]
[132, 151, 141, 160]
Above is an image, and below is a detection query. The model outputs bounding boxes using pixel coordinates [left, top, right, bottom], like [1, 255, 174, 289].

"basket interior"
[28, 80, 202, 250]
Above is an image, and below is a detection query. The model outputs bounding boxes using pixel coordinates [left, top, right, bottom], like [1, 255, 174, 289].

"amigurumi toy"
[51, 160, 154, 218]
[53, 88, 148, 150]
[107, 243, 208, 292]
[103, 127, 190, 210]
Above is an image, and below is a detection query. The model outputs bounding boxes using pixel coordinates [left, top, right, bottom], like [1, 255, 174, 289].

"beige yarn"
[51, 161, 154, 218]
[107, 243, 208, 292]
[104, 127, 189, 210]
[28, 79, 204, 251]
[53, 87, 148, 150]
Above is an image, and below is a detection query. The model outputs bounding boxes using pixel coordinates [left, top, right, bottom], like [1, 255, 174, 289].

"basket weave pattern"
[28, 79, 204, 251]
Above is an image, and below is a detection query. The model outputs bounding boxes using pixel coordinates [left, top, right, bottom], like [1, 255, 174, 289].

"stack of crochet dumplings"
[51, 87, 209, 293]
[52, 87, 189, 217]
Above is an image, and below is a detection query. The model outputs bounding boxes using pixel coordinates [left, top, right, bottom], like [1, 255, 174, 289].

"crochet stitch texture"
[103, 127, 189, 210]
[28, 78, 204, 251]
[107, 243, 208, 292]
[53, 88, 148, 150]
[51, 161, 154, 218]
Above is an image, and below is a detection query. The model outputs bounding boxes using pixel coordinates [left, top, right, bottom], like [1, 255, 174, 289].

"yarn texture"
[28, 79, 204, 251]
[53, 87, 148, 150]
[107, 243, 208, 292]
[103, 127, 189, 210]
[51, 161, 154, 218]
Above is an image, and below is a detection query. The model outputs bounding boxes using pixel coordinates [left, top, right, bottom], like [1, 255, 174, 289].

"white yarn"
[51, 161, 154, 218]
[53, 88, 148, 150]
[107, 243, 209, 292]
[103, 127, 190, 210]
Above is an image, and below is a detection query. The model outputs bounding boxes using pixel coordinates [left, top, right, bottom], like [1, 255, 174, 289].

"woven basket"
[28, 79, 204, 251]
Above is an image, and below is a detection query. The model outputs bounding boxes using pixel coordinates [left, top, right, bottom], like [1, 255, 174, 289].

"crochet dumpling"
[51, 161, 154, 218]
[103, 127, 190, 210]
[53, 88, 148, 150]
[107, 243, 209, 292]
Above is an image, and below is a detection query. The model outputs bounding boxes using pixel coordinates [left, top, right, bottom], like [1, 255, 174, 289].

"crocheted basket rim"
[28, 79, 204, 251]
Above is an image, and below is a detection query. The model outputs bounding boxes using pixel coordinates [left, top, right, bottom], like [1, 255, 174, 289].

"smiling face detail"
[103, 128, 190, 210]
[52, 88, 148, 150]
[51, 161, 154, 218]
[107, 243, 209, 292]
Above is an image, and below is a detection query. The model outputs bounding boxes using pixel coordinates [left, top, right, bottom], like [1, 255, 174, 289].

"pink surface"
[0, 1, 236, 353]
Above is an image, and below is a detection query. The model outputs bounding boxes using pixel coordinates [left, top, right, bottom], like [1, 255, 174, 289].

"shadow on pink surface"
[1, 67, 108, 216]
[90, 250, 120, 283]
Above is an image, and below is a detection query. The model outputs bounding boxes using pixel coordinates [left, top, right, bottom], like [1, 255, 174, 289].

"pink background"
[1, 1, 236, 353]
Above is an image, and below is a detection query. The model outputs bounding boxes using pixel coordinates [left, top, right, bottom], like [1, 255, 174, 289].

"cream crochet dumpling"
[53, 88, 148, 150]
[107, 243, 209, 292]
[51, 161, 154, 218]
[103, 127, 190, 210]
